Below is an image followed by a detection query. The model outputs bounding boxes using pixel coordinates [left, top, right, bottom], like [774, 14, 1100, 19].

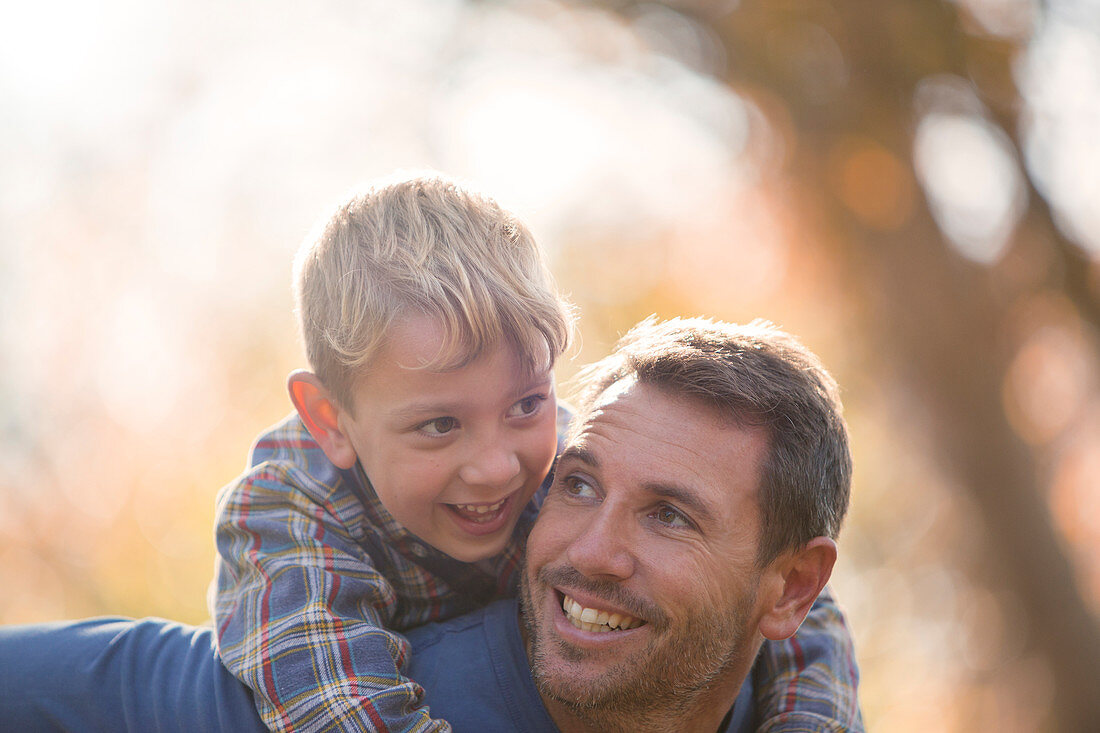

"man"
[404, 315, 858, 732]
[0, 316, 860, 731]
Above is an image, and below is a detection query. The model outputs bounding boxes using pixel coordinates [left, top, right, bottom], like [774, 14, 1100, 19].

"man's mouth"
[447, 497, 508, 524]
[561, 593, 644, 633]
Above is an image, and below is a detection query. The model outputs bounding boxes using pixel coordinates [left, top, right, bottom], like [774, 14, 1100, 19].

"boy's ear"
[757, 536, 837, 641]
[287, 370, 358, 470]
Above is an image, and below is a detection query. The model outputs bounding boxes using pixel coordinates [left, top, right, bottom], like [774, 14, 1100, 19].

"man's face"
[340, 313, 558, 562]
[521, 378, 771, 715]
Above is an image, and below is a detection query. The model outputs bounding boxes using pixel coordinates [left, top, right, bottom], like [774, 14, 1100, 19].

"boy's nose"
[459, 446, 522, 490]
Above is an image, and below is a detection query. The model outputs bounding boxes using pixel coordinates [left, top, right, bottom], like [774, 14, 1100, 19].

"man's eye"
[418, 417, 458, 436]
[562, 475, 597, 499]
[507, 394, 546, 418]
[652, 505, 690, 529]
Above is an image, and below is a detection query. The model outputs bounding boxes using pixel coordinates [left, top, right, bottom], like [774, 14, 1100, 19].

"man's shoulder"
[406, 599, 560, 733]
[406, 597, 515, 658]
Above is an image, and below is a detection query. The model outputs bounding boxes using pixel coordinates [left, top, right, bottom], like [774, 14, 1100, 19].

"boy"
[211, 173, 860, 731]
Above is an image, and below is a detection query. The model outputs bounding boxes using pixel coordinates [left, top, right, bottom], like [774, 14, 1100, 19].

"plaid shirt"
[755, 588, 864, 731]
[212, 409, 862, 733]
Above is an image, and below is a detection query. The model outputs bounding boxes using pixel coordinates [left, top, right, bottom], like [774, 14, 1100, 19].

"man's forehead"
[564, 379, 768, 504]
[588, 373, 638, 409]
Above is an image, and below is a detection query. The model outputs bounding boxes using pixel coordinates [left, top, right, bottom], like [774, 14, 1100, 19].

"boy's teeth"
[454, 499, 506, 513]
[561, 594, 642, 631]
[451, 498, 507, 522]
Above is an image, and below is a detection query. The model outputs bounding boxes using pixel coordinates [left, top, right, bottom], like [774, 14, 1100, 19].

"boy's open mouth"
[560, 593, 645, 633]
[446, 496, 508, 524]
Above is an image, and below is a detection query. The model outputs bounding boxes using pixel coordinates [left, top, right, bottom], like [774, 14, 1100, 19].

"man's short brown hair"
[570, 316, 851, 565]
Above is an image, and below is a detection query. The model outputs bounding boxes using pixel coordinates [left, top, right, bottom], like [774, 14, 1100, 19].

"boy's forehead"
[385, 313, 453, 369]
[380, 312, 553, 374]
[347, 314, 552, 406]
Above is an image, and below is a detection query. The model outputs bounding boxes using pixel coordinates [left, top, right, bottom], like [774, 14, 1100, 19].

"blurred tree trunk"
[597, 0, 1100, 729]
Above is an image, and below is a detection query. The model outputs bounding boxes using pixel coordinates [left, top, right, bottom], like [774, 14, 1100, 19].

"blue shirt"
[0, 602, 754, 732]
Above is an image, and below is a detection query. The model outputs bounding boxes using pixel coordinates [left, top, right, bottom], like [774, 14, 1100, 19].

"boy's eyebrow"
[556, 445, 718, 525]
[391, 376, 554, 419]
[389, 400, 465, 419]
[520, 374, 555, 394]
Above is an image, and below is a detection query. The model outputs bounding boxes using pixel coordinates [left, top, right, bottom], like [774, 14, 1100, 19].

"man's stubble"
[519, 563, 760, 730]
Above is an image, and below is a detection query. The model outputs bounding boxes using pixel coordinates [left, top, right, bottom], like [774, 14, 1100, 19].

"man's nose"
[565, 504, 636, 581]
[458, 440, 522, 490]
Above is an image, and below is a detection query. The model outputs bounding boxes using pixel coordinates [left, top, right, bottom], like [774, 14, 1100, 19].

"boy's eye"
[418, 417, 458, 436]
[507, 394, 546, 418]
[651, 504, 690, 529]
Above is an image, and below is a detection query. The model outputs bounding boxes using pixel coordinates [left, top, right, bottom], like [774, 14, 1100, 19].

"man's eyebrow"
[557, 445, 597, 467]
[643, 482, 718, 526]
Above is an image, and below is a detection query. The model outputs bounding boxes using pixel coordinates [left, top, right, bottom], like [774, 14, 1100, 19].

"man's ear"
[757, 536, 837, 641]
[287, 370, 358, 469]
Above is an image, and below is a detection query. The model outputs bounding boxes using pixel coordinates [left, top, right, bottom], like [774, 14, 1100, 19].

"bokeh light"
[2, 1, 1099, 731]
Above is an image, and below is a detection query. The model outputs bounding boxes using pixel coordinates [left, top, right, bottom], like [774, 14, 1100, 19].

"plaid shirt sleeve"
[211, 426, 450, 733]
[751, 587, 864, 732]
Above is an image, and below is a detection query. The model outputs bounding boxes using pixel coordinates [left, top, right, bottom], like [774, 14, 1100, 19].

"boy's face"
[339, 314, 558, 562]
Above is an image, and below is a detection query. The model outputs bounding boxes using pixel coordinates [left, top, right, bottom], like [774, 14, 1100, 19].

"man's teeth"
[561, 594, 643, 633]
[451, 498, 507, 521]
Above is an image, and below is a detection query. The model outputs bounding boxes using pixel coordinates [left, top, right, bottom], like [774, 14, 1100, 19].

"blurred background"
[2, 0, 1098, 730]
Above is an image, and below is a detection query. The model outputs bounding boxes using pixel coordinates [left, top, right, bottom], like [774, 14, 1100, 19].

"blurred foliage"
[2, 0, 1099, 730]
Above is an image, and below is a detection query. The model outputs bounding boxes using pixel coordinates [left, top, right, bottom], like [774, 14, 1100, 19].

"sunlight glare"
[1021, 21, 1100, 255]
[914, 113, 1025, 263]
[952, 0, 1038, 38]
[438, 59, 748, 244]
[95, 290, 189, 433]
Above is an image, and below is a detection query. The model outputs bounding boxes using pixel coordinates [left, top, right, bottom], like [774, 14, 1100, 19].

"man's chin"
[528, 652, 647, 714]
[524, 608, 660, 715]
[519, 568, 693, 715]
[522, 581, 758, 721]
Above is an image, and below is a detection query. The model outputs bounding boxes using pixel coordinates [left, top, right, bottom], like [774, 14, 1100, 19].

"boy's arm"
[213, 469, 449, 733]
[751, 587, 864, 732]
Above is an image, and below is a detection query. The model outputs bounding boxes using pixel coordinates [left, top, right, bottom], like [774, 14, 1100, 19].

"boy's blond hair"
[293, 173, 574, 410]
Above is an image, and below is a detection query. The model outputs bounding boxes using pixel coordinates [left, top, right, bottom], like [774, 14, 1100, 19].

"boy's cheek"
[538, 418, 561, 474]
